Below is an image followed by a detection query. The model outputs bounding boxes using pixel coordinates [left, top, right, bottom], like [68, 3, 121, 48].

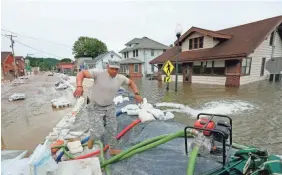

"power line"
[1, 28, 72, 49]
[1, 34, 64, 58]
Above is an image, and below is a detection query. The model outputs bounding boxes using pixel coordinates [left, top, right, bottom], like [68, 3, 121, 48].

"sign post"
[162, 60, 174, 91]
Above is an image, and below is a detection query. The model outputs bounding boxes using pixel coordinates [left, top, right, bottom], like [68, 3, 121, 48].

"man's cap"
[108, 57, 120, 69]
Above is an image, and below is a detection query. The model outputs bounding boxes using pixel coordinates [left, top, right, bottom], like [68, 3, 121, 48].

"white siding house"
[241, 29, 282, 85]
[119, 37, 168, 76]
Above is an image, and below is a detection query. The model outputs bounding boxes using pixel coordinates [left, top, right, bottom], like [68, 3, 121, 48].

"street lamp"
[175, 24, 183, 92]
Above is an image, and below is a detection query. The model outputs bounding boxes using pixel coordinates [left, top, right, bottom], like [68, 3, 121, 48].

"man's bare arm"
[128, 79, 139, 93]
[76, 70, 93, 86]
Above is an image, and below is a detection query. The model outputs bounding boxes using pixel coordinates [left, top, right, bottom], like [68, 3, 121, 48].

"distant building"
[15, 56, 25, 76]
[56, 62, 75, 74]
[119, 37, 169, 77]
[120, 58, 143, 78]
[150, 15, 282, 87]
[80, 51, 123, 70]
[1, 51, 16, 78]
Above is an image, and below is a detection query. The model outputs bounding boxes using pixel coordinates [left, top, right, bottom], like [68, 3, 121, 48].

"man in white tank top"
[73, 58, 143, 156]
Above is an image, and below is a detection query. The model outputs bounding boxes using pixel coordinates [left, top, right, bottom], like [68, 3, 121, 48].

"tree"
[72, 36, 108, 59]
[169, 44, 174, 47]
[60, 58, 72, 63]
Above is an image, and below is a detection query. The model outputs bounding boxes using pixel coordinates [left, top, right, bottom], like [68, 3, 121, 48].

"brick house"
[1, 51, 16, 78]
[150, 15, 282, 87]
[15, 56, 25, 76]
[120, 58, 143, 78]
[56, 62, 75, 74]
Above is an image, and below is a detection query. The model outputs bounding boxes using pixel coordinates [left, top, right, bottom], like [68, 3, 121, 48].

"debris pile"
[51, 98, 72, 108]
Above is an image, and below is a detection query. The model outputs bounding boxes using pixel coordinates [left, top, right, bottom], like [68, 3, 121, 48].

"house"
[76, 51, 122, 70]
[150, 15, 282, 87]
[85, 51, 122, 70]
[119, 37, 169, 77]
[120, 58, 143, 78]
[15, 56, 25, 76]
[56, 62, 75, 74]
[1, 51, 16, 78]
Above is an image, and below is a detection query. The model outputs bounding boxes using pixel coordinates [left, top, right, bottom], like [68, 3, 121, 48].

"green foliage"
[72, 36, 108, 59]
[26, 56, 60, 71]
[60, 58, 72, 63]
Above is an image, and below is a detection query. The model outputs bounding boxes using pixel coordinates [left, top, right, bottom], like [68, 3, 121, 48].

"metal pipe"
[175, 35, 181, 92]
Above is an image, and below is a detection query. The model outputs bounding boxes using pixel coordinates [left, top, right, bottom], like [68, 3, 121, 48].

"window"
[241, 57, 252, 75]
[133, 50, 138, 57]
[192, 60, 225, 76]
[136, 49, 138, 56]
[127, 52, 129, 58]
[189, 36, 204, 50]
[260, 57, 266, 76]
[133, 50, 135, 57]
[151, 50, 154, 56]
[270, 31, 274, 46]
[134, 64, 139, 72]
[124, 52, 128, 58]
[102, 61, 108, 69]
[163, 49, 166, 53]
[120, 65, 127, 73]
[111, 54, 113, 58]
[151, 64, 154, 72]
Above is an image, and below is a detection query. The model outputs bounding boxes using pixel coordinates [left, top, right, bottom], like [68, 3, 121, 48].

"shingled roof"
[120, 37, 168, 53]
[150, 15, 282, 64]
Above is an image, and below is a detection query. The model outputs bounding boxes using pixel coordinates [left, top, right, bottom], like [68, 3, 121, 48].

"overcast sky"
[1, 0, 282, 60]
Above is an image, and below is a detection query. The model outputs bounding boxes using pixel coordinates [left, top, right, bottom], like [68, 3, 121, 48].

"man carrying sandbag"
[73, 58, 143, 155]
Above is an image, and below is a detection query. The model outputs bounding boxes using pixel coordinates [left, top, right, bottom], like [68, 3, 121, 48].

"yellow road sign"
[164, 76, 172, 82]
[162, 60, 174, 75]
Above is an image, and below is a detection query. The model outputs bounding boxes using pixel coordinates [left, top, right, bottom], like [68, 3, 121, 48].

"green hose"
[186, 145, 200, 175]
[62, 147, 75, 159]
[96, 141, 111, 175]
[102, 130, 192, 167]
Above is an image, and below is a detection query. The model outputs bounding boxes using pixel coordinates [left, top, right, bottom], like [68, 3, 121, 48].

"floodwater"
[1, 74, 75, 153]
[124, 78, 282, 155]
[1, 74, 282, 156]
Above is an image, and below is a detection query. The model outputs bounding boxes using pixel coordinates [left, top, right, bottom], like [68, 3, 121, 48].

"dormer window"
[189, 36, 204, 50]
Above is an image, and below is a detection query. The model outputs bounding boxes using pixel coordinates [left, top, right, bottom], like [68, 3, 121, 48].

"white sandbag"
[60, 129, 70, 137]
[123, 97, 129, 102]
[163, 112, 174, 120]
[127, 109, 140, 116]
[146, 108, 165, 120]
[64, 134, 78, 140]
[138, 110, 155, 123]
[9, 93, 26, 101]
[57, 158, 102, 175]
[113, 95, 123, 105]
[28, 140, 58, 175]
[122, 104, 139, 111]
[69, 131, 84, 136]
[67, 141, 83, 154]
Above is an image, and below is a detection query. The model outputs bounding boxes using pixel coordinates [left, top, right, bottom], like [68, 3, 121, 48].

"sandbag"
[138, 110, 155, 123]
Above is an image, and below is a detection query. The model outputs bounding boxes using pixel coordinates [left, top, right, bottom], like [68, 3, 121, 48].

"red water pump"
[185, 113, 233, 165]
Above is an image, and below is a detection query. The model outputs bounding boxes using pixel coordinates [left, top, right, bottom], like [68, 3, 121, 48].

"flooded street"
[1, 74, 74, 153]
[125, 78, 282, 155]
[1, 74, 282, 155]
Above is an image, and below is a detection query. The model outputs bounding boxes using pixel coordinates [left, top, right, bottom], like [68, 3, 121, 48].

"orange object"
[51, 140, 64, 153]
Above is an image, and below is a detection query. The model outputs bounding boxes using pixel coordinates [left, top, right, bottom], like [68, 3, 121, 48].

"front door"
[183, 63, 192, 83]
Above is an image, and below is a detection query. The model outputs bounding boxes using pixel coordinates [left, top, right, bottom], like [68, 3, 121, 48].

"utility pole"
[6, 34, 17, 77]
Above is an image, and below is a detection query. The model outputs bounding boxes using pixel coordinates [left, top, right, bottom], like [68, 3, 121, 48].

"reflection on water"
[125, 78, 282, 154]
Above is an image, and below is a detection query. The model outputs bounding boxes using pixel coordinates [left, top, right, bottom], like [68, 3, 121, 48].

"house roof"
[120, 37, 169, 53]
[150, 15, 282, 64]
[90, 51, 122, 64]
[120, 58, 143, 64]
[1, 51, 12, 62]
[177, 27, 232, 44]
[15, 56, 24, 60]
